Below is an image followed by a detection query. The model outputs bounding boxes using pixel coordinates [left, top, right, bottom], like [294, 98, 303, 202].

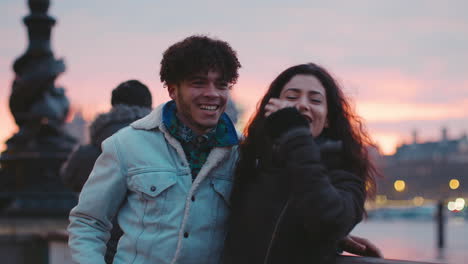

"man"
[68, 35, 380, 264]
[68, 35, 241, 264]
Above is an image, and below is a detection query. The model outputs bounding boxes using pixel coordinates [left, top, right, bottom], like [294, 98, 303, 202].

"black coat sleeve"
[266, 108, 365, 243]
[60, 145, 101, 192]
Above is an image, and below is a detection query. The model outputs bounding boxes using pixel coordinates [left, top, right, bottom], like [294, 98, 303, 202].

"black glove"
[265, 107, 309, 139]
[318, 139, 343, 170]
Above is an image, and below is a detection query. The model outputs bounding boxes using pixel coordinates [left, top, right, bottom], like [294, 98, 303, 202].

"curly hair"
[235, 63, 378, 202]
[160, 35, 241, 86]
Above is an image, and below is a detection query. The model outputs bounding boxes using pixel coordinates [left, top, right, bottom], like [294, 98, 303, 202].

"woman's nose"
[296, 97, 309, 112]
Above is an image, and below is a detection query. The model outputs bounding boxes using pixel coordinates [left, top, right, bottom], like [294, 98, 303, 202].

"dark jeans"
[104, 219, 123, 264]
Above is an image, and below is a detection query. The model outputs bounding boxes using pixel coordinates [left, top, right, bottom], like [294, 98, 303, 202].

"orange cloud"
[369, 131, 403, 155]
[0, 98, 17, 152]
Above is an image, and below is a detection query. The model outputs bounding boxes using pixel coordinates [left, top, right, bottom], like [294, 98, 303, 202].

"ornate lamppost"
[0, 0, 76, 216]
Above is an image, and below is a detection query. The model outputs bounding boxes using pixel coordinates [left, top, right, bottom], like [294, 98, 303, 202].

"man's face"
[168, 70, 230, 135]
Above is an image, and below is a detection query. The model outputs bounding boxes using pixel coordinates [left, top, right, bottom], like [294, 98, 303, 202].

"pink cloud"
[2, 0, 468, 158]
[356, 99, 468, 122]
[337, 68, 423, 102]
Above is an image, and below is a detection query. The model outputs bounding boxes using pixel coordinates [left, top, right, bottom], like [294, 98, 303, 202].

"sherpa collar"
[130, 103, 165, 130]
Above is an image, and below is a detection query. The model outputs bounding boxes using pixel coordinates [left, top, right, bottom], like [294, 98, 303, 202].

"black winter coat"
[223, 108, 365, 264]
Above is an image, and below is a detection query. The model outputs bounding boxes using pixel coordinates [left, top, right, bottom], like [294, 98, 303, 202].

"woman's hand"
[264, 98, 296, 117]
[339, 235, 383, 258]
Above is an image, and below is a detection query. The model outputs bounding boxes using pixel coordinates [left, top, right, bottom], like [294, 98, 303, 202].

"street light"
[449, 179, 460, 190]
[394, 180, 406, 192]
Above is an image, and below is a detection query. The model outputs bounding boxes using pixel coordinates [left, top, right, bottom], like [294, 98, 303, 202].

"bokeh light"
[447, 201, 456, 211]
[455, 198, 465, 211]
[413, 196, 424, 206]
[449, 179, 460, 190]
[394, 180, 406, 192]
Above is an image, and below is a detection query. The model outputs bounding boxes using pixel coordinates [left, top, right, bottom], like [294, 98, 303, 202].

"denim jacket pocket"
[129, 172, 177, 199]
[211, 178, 233, 207]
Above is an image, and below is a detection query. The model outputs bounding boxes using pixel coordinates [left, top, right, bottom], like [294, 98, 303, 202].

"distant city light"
[413, 196, 424, 206]
[449, 179, 460, 190]
[376, 195, 387, 205]
[394, 180, 406, 192]
[447, 198, 466, 212]
[455, 198, 465, 211]
[448, 201, 456, 211]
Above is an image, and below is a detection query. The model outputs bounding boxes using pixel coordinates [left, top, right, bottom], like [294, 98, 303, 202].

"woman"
[223, 63, 378, 263]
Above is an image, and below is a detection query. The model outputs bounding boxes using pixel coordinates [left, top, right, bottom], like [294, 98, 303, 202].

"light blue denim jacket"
[68, 103, 238, 264]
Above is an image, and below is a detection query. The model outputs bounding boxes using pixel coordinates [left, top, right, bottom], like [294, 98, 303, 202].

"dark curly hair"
[160, 35, 241, 86]
[236, 63, 378, 201]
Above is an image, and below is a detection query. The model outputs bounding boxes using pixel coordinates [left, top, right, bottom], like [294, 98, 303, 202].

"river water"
[350, 219, 467, 264]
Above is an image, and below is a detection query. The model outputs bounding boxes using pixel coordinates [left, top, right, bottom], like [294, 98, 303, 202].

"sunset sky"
[1, 0, 468, 155]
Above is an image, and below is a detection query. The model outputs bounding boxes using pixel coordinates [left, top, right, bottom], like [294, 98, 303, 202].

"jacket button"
[191, 196, 195, 202]
[150, 186, 156, 192]
[184, 232, 189, 238]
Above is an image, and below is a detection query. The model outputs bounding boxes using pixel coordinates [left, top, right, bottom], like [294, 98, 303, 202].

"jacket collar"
[130, 103, 165, 131]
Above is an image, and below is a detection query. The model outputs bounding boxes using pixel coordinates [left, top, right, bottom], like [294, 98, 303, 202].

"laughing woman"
[223, 63, 378, 264]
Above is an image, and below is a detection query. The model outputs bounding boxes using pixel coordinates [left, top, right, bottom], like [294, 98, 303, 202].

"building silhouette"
[393, 128, 468, 163]
[376, 128, 468, 201]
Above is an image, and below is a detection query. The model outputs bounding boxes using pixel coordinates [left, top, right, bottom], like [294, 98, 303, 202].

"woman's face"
[279, 74, 328, 137]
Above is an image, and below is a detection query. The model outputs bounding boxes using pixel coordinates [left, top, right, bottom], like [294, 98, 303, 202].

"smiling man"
[168, 70, 229, 133]
[68, 35, 241, 264]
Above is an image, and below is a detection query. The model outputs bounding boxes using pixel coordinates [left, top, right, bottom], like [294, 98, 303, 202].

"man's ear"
[167, 84, 177, 100]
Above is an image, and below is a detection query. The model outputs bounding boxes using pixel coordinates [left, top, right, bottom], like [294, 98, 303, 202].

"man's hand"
[339, 235, 383, 258]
